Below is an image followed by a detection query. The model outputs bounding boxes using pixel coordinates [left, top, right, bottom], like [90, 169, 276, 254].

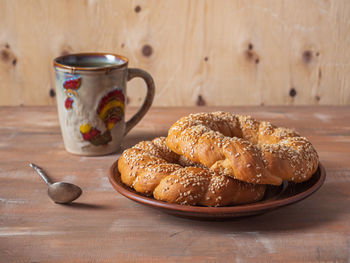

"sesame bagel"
[167, 112, 319, 186]
[118, 137, 266, 207]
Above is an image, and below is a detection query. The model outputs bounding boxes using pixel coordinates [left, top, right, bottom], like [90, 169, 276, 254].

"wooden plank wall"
[0, 0, 349, 106]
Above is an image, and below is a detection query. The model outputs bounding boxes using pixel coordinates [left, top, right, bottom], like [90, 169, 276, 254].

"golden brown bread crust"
[118, 137, 266, 207]
[167, 112, 319, 186]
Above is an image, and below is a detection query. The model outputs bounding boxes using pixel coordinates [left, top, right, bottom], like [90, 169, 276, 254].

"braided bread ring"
[118, 137, 266, 207]
[167, 112, 319, 186]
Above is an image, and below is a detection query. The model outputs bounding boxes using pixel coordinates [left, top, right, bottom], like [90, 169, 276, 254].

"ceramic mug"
[53, 53, 155, 156]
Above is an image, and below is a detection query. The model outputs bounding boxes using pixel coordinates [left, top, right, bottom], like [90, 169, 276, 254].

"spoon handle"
[29, 163, 52, 185]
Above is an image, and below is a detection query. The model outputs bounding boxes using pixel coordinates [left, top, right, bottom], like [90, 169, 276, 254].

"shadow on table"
[159, 180, 347, 233]
[60, 202, 112, 210]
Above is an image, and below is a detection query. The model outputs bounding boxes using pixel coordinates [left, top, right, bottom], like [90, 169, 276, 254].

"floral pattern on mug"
[79, 123, 112, 146]
[79, 89, 125, 146]
[63, 75, 82, 110]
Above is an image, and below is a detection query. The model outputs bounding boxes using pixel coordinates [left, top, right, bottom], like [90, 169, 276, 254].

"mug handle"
[124, 68, 155, 136]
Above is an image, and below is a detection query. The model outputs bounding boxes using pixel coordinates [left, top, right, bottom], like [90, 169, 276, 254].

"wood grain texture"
[0, 106, 350, 262]
[0, 0, 350, 106]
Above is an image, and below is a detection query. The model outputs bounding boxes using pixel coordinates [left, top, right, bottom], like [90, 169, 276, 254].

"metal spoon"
[29, 163, 82, 204]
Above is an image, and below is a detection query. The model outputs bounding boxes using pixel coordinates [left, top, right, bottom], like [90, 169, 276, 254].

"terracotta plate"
[109, 160, 326, 220]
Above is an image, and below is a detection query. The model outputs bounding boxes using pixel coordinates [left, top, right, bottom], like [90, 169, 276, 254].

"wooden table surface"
[1, 106, 350, 262]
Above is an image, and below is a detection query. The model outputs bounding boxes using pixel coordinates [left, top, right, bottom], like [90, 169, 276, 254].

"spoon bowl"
[48, 182, 82, 204]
